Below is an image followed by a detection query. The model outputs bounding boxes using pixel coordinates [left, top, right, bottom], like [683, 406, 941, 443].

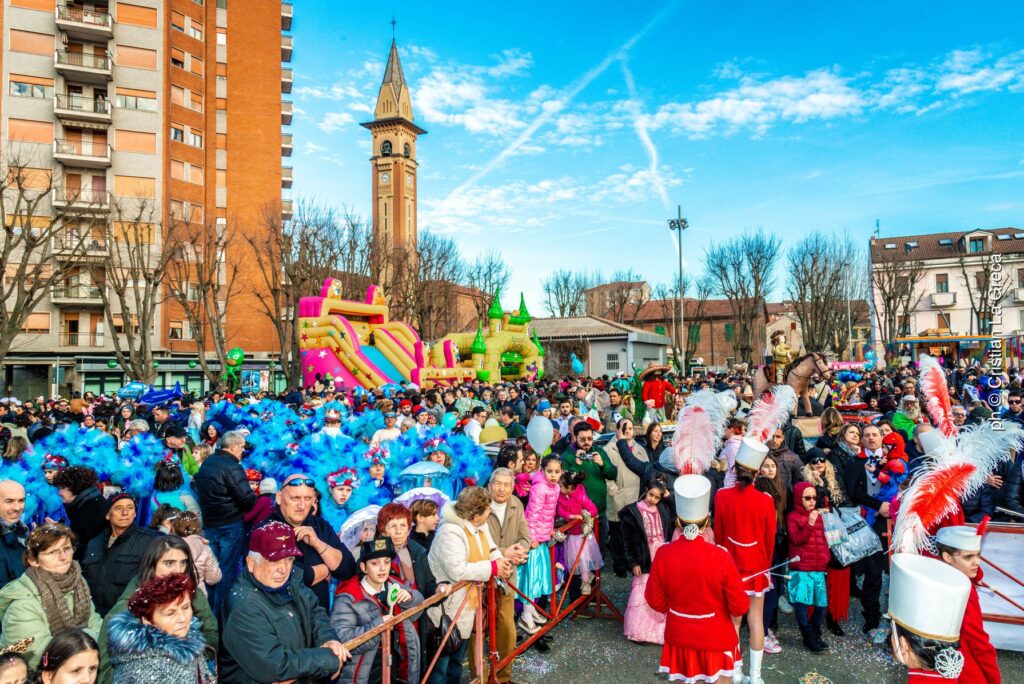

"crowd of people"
[0, 354, 1017, 683]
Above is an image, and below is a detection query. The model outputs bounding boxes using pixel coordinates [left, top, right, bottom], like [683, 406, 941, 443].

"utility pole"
[668, 205, 688, 374]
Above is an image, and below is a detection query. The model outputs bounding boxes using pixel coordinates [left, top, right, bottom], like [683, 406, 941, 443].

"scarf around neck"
[24, 561, 92, 634]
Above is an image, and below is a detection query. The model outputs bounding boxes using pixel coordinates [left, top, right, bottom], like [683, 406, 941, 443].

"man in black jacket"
[0, 480, 27, 589]
[193, 429, 257, 612]
[81, 493, 160, 615]
[53, 466, 108, 561]
[264, 473, 356, 607]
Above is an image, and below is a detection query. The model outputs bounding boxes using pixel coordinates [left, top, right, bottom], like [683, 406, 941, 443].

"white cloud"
[303, 142, 326, 154]
[317, 111, 356, 133]
[935, 49, 1024, 95]
[485, 49, 533, 78]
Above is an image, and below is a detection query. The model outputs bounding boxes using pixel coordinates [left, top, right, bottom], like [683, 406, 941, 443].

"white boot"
[517, 603, 540, 634]
[745, 648, 764, 684]
[732, 659, 744, 684]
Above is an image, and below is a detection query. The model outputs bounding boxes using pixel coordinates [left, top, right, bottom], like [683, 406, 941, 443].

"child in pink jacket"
[171, 512, 222, 595]
[557, 470, 603, 594]
[517, 456, 562, 633]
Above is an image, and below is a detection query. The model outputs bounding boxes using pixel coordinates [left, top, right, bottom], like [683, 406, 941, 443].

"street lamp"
[668, 205, 688, 375]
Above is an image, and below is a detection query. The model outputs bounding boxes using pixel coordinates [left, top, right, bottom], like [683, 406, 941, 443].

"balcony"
[930, 291, 956, 307]
[54, 139, 112, 168]
[282, 133, 293, 157]
[282, 100, 293, 125]
[56, 5, 113, 41]
[54, 94, 112, 125]
[52, 233, 109, 261]
[282, 199, 294, 220]
[60, 332, 106, 348]
[281, 2, 293, 31]
[282, 166, 293, 188]
[52, 188, 111, 213]
[282, 67, 293, 94]
[51, 284, 105, 306]
[55, 50, 112, 84]
[282, 35, 293, 62]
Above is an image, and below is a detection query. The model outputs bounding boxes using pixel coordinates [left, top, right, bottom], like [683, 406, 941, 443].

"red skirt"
[659, 644, 740, 683]
[826, 565, 850, 622]
[742, 572, 771, 597]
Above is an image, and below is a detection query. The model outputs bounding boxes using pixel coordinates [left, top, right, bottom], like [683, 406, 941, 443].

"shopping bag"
[821, 509, 846, 548]
[828, 507, 883, 567]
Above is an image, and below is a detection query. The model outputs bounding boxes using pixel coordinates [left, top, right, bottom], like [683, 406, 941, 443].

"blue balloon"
[570, 352, 584, 375]
[441, 413, 458, 429]
[864, 350, 877, 360]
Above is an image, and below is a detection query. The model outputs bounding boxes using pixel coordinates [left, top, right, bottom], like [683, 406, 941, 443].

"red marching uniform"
[906, 670, 951, 683]
[959, 568, 1001, 684]
[646, 535, 750, 683]
[713, 485, 776, 595]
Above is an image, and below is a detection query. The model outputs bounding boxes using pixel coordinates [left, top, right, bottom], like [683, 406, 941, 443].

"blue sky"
[288, 1, 1024, 311]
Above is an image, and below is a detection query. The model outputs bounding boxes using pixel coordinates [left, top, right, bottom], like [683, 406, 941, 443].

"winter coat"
[82, 525, 162, 616]
[612, 437, 659, 493]
[769, 446, 804, 491]
[620, 499, 674, 574]
[0, 572, 103, 668]
[524, 470, 559, 543]
[108, 613, 215, 684]
[786, 484, 830, 572]
[560, 444, 617, 518]
[426, 502, 501, 639]
[192, 451, 257, 529]
[98, 574, 218, 684]
[0, 522, 27, 588]
[330, 576, 423, 684]
[394, 539, 435, 598]
[713, 484, 776, 577]
[65, 486, 108, 561]
[263, 509, 356, 608]
[484, 495, 530, 588]
[556, 485, 597, 535]
[960, 568, 1002, 684]
[602, 438, 644, 522]
[183, 534, 222, 593]
[219, 566, 341, 684]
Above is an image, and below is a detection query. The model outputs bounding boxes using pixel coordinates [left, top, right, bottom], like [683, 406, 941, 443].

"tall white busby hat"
[916, 426, 950, 457]
[673, 474, 711, 524]
[738, 385, 797, 473]
[735, 436, 769, 472]
[935, 522, 986, 554]
[888, 553, 970, 643]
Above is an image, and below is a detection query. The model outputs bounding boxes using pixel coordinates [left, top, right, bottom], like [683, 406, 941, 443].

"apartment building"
[1, 0, 291, 398]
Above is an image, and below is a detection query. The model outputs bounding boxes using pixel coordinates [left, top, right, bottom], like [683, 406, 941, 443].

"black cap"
[358, 536, 396, 565]
[163, 424, 188, 439]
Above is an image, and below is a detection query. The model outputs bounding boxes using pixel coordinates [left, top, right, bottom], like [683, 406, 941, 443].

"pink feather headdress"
[892, 421, 1024, 554]
[745, 385, 797, 444]
[672, 390, 728, 475]
[918, 354, 957, 439]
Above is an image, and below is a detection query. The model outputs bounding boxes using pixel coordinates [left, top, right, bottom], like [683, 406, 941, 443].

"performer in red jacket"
[888, 553, 971, 683]
[935, 523, 1001, 683]
[713, 437, 776, 684]
[647, 475, 749, 684]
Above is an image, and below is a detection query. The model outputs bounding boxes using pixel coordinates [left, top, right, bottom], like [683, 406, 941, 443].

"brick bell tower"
[361, 39, 427, 293]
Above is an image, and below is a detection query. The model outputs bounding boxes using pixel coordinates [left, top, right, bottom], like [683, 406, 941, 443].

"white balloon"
[526, 416, 554, 455]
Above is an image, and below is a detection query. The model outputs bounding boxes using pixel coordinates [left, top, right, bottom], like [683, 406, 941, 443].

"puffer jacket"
[330, 576, 423, 684]
[426, 503, 502, 639]
[523, 470, 559, 543]
[98, 574, 219, 684]
[219, 565, 340, 683]
[183, 535, 222, 594]
[556, 485, 597, 535]
[108, 613, 215, 683]
[787, 483, 830, 572]
[191, 451, 257, 528]
[0, 571, 103, 668]
[0, 522, 27, 588]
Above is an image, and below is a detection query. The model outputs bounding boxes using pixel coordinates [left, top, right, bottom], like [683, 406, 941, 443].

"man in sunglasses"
[1000, 390, 1024, 426]
[264, 473, 356, 607]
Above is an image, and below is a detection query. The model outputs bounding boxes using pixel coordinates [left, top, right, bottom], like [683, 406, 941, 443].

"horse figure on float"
[753, 352, 830, 416]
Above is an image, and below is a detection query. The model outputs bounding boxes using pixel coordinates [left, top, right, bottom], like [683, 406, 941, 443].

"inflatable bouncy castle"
[298, 279, 474, 390]
[433, 287, 544, 382]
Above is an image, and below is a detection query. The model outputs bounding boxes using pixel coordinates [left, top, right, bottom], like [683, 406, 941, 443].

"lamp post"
[668, 205, 688, 375]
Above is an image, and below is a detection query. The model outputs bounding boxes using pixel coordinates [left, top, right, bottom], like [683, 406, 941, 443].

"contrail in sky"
[619, 57, 670, 210]
[441, 1, 681, 205]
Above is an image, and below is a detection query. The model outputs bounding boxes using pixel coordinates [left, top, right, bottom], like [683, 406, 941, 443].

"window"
[170, 48, 185, 69]
[975, 271, 987, 289]
[170, 160, 185, 180]
[217, 0, 227, 7]
[171, 11, 185, 31]
[171, 85, 186, 106]
[724, 323, 734, 342]
[190, 92, 203, 112]
[898, 315, 911, 336]
[936, 273, 949, 293]
[190, 56, 204, 76]
[115, 87, 157, 111]
[170, 125, 184, 143]
[112, 315, 140, 335]
[188, 131, 203, 148]
[189, 165, 203, 184]
[381, 141, 392, 156]
[9, 77, 53, 99]
[606, 353, 620, 371]
[169, 321, 184, 340]
[937, 313, 950, 330]
[404, 143, 411, 157]
[969, 237, 985, 253]
[1018, 268, 1024, 289]
[688, 324, 700, 344]
[1019, 309, 1024, 333]
[20, 312, 50, 334]
[216, 30, 226, 46]
[188, 23, 203, 40]
[654, 325, 666, 335]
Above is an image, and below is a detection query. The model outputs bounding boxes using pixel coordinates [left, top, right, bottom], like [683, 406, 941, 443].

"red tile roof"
[870, 227, 1024, 262]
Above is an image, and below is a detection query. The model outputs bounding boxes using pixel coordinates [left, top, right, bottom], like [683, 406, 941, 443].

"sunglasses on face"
[284, 478, 315, 488]
[802, 495, 817, 501]
[809, 458, 826, 464]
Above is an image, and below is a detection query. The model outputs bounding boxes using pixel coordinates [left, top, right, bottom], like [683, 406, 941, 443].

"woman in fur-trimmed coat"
[107, 611, 215, 683]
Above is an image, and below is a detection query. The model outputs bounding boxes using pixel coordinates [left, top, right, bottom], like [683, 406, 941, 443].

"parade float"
[432, 287, 544, 382]
[298, 279, 475, 390]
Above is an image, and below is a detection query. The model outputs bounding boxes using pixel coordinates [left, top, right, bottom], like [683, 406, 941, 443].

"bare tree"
[705, 232, 781, 364]
[0, 152, 88, 371]
[603, 270, 651, 324]
[465, 251, 512, 319]
[165, 217, 242, 384]
[958, 255, 1006, 335]
[786, 232, 866, 356]
[871, 249, 926, 353]
[684, 275, 714, 368]
[394, 231, 466, 340]
[542, 269, 598, 317]
[245, 200, 363, 387]
[652, 274, 689, 356]
[94, 199, 173, 384]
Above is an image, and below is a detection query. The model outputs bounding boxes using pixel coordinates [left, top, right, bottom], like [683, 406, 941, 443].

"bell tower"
[361, 40, 427, 292]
